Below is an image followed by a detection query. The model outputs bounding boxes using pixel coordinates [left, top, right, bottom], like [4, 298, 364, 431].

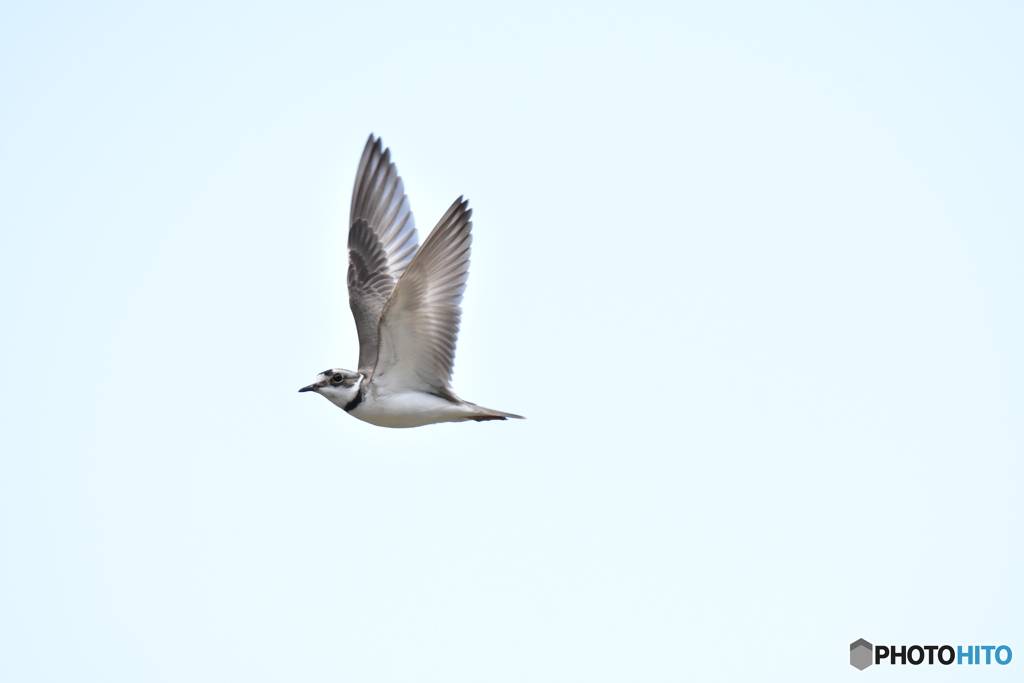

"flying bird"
[299, 135, 523, 428]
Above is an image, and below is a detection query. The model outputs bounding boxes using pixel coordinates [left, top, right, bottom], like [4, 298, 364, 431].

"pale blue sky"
[1, 2, 1022, 681]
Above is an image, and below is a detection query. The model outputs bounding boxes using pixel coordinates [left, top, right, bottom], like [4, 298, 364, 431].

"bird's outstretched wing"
[348, 135, 419, 373]
[371, 197, 472, 400]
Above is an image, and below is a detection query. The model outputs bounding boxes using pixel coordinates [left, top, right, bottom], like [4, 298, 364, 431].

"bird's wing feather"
[348, 135, 419, 373]
[371, 197, 472, 399]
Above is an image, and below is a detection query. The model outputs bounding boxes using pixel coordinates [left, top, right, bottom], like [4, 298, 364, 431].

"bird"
[299, 134, 524, 428]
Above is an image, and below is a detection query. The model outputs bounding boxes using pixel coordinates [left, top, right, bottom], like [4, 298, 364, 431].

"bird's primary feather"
[347, 136, 419, 373]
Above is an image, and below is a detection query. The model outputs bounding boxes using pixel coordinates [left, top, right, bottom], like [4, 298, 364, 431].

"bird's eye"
[331, 375, 344, 383]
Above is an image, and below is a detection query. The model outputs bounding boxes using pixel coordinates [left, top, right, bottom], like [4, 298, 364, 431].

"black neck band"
[343, 390, 363, 413]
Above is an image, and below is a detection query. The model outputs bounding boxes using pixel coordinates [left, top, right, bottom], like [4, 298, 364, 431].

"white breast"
[350, 389, 475, 428]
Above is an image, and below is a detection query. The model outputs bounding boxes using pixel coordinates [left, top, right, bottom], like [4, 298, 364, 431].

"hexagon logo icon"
[850, 639, 873, 670]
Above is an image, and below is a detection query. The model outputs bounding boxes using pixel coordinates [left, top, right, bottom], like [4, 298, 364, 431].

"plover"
[299, 134, 523, 428]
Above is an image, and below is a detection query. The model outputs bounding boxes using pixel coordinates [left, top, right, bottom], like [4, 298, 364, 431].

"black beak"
[298, 384, 319, 393]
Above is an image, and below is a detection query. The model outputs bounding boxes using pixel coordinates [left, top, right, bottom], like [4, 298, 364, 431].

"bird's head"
[299, 368, 364, 409]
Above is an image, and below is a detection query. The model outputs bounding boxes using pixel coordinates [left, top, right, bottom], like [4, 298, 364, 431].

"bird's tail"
[464, 404, 525, 422]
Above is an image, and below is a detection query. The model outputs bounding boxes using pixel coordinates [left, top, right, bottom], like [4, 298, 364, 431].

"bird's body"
[299, 135, 522, 428]
[322, 375, 516, 428]
[351, 390, 474, 429]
